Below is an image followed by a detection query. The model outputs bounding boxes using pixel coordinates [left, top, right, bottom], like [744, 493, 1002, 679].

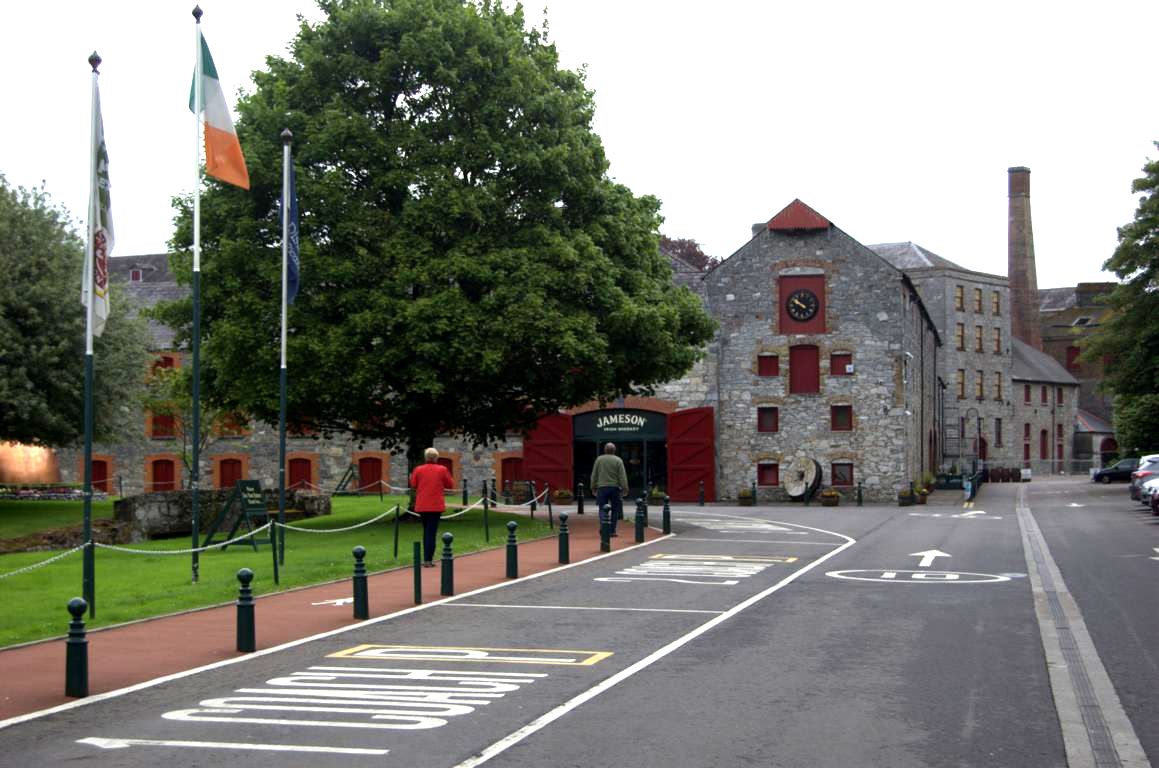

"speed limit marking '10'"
[827, 569, 1013, 584]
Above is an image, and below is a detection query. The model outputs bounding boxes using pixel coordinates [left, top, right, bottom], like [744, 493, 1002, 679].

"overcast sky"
[5, 1, 1157, 288]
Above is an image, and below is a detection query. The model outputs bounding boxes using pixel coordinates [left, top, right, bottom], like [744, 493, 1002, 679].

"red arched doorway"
[151, 459, 176, 492]
[289, 457, 312, 489]
[219, 458, 243, 488]
[91, 459, 110, 494]
[357, 457, 383, 494]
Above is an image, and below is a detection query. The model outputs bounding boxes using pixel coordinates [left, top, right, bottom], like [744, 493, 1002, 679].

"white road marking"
[958, 510, 986, 518]
[77, 736, 388, 755]
[452, 515, 855, 768]
[311, 598, 354, 606]
[448, 603, 723, 615]
[1151, 547, 1159, 562]
[909, 549, 951, 568]
[827, 569, 1011, 584]
[675, 537, 835, 545]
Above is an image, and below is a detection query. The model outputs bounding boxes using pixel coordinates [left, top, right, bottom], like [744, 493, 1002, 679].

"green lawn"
[0, 499, 116, 539]
[0, 495, 552, 648]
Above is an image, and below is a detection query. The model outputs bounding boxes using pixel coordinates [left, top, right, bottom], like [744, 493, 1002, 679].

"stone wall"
[114, 488, 331, 541]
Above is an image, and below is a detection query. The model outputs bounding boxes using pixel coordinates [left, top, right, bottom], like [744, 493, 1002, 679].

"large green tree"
[1084, 144, 1159, 453]
[0, 176, 150, 446]
[162, 0, 714, 463]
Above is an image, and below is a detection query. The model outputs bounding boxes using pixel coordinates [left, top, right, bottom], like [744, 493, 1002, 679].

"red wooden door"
[358, 457, 383, 493]
[288, 458, 312, 489]
[152, 459, 175, 492]
[219, 458, 243, 489]
[501, 457, 525, 484]
[91, 460, 110, 494]
[522, 413, 573, 494]
[668, 407, 715, 502]
[788, 345, 820, 394]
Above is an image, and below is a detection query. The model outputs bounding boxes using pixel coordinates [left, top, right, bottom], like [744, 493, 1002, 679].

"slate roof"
[868, 242, 968, 272]
[1011, 338, 1079, 385]
[110, 254, 186, 350]
[1075, 408, 1113, 434]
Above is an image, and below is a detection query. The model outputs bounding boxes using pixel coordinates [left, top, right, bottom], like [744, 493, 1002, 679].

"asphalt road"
[0, 477, 1154, 767]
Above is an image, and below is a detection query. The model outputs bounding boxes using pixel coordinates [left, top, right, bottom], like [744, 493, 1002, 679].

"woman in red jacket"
[410, 447, 454, 567]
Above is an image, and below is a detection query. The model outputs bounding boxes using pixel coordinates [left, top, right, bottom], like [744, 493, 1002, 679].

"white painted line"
[0, 535, 676, 731]
[77, 736, 388, 755]
[452, 516, 856, 768]
[908, 549, 951, 568]
[675, 537, 835, 545]
[447, 603, 723, 615]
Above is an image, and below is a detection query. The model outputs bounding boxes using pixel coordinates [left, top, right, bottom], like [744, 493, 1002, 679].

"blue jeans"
[595, 487, 622, 534]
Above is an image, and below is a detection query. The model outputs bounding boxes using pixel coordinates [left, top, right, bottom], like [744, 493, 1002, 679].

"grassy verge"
[0, 499, 116, 539]
[0, 495, 551, 648]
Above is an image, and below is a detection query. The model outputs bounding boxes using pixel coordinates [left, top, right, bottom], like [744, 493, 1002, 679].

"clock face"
[785, 289, 819, 322]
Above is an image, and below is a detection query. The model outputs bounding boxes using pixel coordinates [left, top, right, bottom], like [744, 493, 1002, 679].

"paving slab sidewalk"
[0, 509, 654, 722]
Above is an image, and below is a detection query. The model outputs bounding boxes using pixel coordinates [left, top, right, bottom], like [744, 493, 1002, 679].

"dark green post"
[635, 499, 646, 543]
[413, 541, 422, 604]
[482, 488, 490, 543]
[270, 518, 279, 586]
[698, 481, 704, 506]
[506, 521, 518, 578]
[751, 481, 757, 505]
[662, 495, 671, 534]
[236, 568, 255, 653]
[490, 477, 497, 504]
[546, 486, 554, 529]
[577, 482, 585, 515]
[65, 597, 88, 698]
[857, 481, 863, 507]
[503, 480, 512, 505]
[352, 546, 368, 620]
[558, 512, 569, 564]
[440, 532, 454, 596]
[462, 484, 468, 507]
[529, 481, 537, 515]
[600, 503, 611, 553]
[393, 504, 401, 559]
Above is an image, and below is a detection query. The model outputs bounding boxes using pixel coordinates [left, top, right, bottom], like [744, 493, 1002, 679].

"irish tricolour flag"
[189, 34, 249, 189]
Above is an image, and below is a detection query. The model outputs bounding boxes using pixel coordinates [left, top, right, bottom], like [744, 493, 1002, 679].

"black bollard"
[698, 480, 705, 507]
[577, 482, 585, 515]
[393, 504, 401, 559]
[558, 512, 570, 564]
[506, 521, 519, 578]
[462, 484, 468, 507]
[352, 546, 369, 620]
[546, 487, 554, 529]
[857, 481, 863, 507]
[751, 481, 757, 506]
[482, 489, 491, 543]
[642, 494, 649, 526]
[236, 568, 256, 653]
[503, 480, 512, 506]
[441, 532, 454, 596]
[529, 481, 537, 515]
[65, 597, 88, 698]
[600, 503, 612, 553]
[413, 541, 422, 605]
[635, 499, 646, 543]
[662, 495, 671, 535]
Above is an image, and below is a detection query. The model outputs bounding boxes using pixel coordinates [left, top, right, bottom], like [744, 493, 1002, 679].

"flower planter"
[915, 494, 928, 505]
[737, 496, 754, 506]
[821, 496, 839, 507]
[897, 494, 915, 507]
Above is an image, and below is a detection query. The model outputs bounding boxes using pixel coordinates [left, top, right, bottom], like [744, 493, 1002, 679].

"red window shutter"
[757, 463, 779, 486]
[830, 353, 852, 376]
[1040, 386, 1048, 404]
[152, 460, 175, 492]
[288, 458, 312, 489]
[1040, 430, 1048, 460]
[1023, 443, 1031, 461]
[789, 346, 820, 394]
[757, 355, 780, 377]
[152, 413, 176, 438]
[219, 458, 243, 488]
[1024, 385, 1030, 404]
[1057, 387, 1064, 405]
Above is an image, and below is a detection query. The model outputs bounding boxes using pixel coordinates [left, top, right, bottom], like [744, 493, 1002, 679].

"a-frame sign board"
[201, 480, 272, 551]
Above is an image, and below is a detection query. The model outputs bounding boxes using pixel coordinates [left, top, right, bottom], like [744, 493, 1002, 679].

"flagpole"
[278, 128, 292, 566]
[82, 51, 102, 618]
[190, 5, 204, 583]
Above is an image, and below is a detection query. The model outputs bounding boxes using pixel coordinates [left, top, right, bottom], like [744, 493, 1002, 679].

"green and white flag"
[82, 79, 114, 337]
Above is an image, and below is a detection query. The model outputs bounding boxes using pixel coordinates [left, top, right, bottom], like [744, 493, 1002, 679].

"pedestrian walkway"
[0, 509, 657, 722]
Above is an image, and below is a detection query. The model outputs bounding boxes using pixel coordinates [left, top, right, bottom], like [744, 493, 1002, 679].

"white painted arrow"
[909, 549, 951, 568]
[1151, 548, 1159, 562]
[958, 510, 985, 517]
[78, 737, 388, 755]
[1067, 503, 1085, 508]
[310, 597, 353, 606]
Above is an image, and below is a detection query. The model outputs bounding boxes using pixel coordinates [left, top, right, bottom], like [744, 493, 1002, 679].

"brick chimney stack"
[1007, 166, 1042, 349]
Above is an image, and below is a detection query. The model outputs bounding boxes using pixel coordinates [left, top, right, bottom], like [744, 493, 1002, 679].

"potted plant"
[737, 487, 755, 506]
[897, 487, 915, 507]
[820, 487, 841, 507]
[649, 486, 666, 503]
[916, 487, 930, 505]
[921, 472, 935, 493]
[553, 488, 573, 503]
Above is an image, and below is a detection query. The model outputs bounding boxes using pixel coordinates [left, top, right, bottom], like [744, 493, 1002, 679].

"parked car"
[1130, 456, 1159, 501]
[1093, 458, 1139, 483]
[1142, 475, 1159, 513]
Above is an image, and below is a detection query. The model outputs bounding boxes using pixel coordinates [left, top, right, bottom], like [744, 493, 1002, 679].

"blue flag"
[282, 165, 300, 303]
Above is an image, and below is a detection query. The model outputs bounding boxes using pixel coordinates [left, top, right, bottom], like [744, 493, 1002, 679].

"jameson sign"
[573, 409, 666, 441]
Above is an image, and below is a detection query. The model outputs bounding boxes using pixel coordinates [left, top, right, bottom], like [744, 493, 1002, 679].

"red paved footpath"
[0, 510, 661, 722]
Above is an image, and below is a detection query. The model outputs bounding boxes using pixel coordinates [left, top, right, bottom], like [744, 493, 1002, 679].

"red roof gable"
[767, 199, 830, 232]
